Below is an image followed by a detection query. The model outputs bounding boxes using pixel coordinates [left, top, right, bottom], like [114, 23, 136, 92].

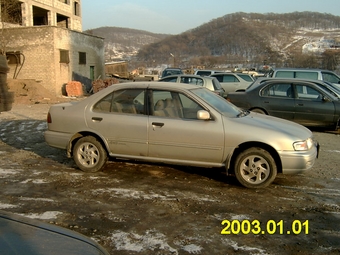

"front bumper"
[279, 141, 319, 174]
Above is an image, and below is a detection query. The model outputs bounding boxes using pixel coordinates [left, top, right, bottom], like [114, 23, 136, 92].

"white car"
[210, 72, 252, 96]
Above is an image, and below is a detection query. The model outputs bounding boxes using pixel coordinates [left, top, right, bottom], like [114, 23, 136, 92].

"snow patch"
[110, 229, 178, 254]
[0, 203, 18, 209]
[21, 211, 63, 220]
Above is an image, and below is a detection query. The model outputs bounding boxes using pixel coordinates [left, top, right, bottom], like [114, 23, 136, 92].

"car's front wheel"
[251, 108, 266, 114]
[234, 147, 277, 188]
[73, 136, 108, 173]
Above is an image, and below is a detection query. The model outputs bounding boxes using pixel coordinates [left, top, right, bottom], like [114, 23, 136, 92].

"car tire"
[73, 136, 108, 173]
[251, 108, 266, 114]
[234, 147, 277, 188]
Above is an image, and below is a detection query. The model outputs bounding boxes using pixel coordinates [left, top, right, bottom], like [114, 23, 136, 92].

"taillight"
[47, 112, 52, 123]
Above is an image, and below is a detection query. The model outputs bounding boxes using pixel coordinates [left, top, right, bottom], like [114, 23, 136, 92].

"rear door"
[87, 89, 148, 156]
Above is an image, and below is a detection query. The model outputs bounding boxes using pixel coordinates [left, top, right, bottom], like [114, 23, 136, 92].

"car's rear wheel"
[234, 147, 277, 188]
[251, 108, 266, 114]
[73, 136, 108, 172]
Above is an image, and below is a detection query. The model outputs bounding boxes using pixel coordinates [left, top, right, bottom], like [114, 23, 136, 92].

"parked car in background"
[160, 68, 183, 78]
[269, 68, 340, 85]
[247, 78, 340, 99]
[235, 73, 255, 82]
[210, 72, 252, 96]
[194, 69, 224, 76]
[0, 210, 109, 255]
[227, 78, 340, 130]
[159, 74, 225, 97]
[45, 82, 318, 188]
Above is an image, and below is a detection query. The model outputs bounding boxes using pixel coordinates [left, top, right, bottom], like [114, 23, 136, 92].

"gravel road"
[1, 103, 340, 255]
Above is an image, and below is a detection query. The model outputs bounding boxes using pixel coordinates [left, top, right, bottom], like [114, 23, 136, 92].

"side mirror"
[197, 110, 211, 120]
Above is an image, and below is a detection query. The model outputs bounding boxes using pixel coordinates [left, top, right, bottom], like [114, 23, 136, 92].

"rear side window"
[262, 83, 292, 97]
[275, 71, 294, 78]
[275, 70, 318, 80]
[295, 72, 318, 80]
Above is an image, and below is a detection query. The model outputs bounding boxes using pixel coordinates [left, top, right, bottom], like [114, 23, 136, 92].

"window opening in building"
[60, 50, 69, 64]
[6, 51, 21, 65]
[90, 66, 95, 80]
[79, 52, 86, 65]
[0, 0, 22, 25]
[32, 6, 48, 26]
[58, 0, 70, 4]
[74, 1, 80, 16]
[57, 13, 69, 28]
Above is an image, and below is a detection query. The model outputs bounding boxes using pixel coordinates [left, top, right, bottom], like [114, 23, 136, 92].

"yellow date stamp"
[221, 219, 309, 235]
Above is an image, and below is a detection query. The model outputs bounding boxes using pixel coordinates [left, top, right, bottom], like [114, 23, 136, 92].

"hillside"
[85, 12, 340, 71]
[84, 27, 169, 61]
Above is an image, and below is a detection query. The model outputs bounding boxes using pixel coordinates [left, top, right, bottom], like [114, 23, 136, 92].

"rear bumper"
[44, 130, 72, 150]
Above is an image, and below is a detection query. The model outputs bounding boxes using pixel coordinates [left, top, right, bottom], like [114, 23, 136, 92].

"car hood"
[225, 111, 313, 148]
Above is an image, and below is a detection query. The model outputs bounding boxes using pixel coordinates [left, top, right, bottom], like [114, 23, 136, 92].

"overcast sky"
[82, 0, 340, 34]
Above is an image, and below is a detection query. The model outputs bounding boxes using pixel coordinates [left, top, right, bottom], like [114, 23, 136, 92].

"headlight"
[293, 137, 314, 151]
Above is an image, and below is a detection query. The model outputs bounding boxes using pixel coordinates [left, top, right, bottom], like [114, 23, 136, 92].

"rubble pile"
[91, 78, 119, 93]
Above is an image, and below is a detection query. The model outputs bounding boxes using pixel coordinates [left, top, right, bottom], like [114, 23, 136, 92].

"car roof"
[159, 74, 215, 80]
[272, 68, 335, 72]
[108, 81, 204, 91]
[0, 210, 109, 255]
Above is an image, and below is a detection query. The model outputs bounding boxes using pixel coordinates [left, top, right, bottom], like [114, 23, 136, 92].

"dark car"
[160, 68, 183, 78]
[0, 210, 109, 255]
[159, 74, 225, 97]
[226, 78, 340, 130]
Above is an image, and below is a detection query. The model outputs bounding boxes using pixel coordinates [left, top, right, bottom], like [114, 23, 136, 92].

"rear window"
[196, 71, 212, 76]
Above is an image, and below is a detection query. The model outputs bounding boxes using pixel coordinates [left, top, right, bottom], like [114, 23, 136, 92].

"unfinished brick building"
[1, 0, 104, 96]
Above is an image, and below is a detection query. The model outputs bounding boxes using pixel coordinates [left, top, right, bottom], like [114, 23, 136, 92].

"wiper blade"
[237, 110, 249, 117]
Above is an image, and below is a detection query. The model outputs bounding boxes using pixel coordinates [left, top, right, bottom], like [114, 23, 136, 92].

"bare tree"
[0, 0, 21, 54]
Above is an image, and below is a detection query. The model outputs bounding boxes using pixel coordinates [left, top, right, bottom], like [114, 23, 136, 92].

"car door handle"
[297, 103, 304, 106]
[92, 117, 103, 122]
[152, 122, 164, 127]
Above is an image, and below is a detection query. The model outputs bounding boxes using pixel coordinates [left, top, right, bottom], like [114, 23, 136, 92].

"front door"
[147, 90, 224, 164]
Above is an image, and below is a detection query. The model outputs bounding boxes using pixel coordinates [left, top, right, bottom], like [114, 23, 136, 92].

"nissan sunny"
[44, 82, 319, 188]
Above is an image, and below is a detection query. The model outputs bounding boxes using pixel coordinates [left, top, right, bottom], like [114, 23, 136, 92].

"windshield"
[191, 88, 242, 117]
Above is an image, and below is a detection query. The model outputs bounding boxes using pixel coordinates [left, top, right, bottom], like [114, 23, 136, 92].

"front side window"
[192, 88, 240, 117]
[93, 89, 145, 114]
[152, 90, 203, 119]
[295, 85, 322, 100]
[322, 72, 340, 84]
[222, 75, 239, 82]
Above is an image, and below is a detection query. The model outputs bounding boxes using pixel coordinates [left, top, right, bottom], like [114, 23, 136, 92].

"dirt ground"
[1, 80, 340, 254]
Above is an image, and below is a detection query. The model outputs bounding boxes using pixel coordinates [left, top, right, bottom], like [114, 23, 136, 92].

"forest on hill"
[86, 12, 340, 71]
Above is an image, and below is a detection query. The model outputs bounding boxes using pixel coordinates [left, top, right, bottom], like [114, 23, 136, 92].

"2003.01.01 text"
[221, 219, 309, 235]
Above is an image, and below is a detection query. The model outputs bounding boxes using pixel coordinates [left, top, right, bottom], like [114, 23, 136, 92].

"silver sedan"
[44, 82, 319, 188]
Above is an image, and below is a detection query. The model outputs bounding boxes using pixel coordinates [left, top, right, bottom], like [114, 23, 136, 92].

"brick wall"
[5, 26, 104, 96]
